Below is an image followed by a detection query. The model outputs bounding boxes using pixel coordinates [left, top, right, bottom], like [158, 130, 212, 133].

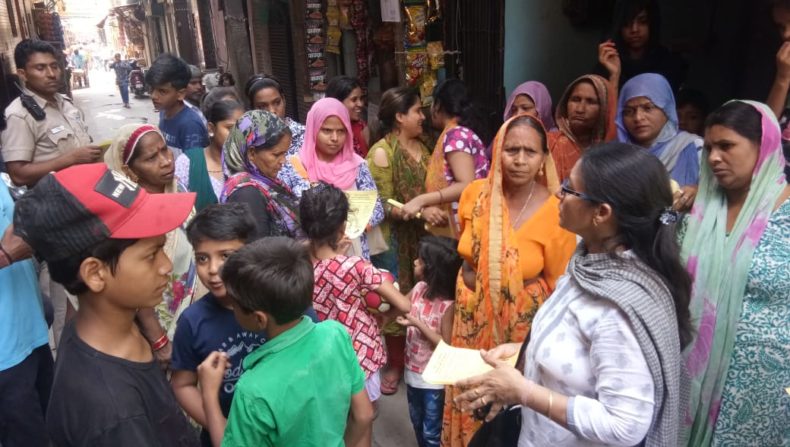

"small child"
[170, 203, 267, 446]
[397, 236, 463, 447]
[675, 88, 709, 137]
[197, 237, 374, 446]
[145, 53, 209, 153]
[299, 182, 411, 404]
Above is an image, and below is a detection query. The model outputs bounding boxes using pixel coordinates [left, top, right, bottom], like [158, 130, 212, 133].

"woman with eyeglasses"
[453, 142, 692, 447]
[245, 74, 305, 158]
[441, 115, 575, 446]
[617, 73, 701, 211]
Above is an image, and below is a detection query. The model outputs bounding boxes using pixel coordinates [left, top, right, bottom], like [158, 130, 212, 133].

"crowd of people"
[0, 0, 788, 446]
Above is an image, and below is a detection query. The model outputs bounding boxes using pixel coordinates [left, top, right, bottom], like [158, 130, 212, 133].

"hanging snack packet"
[405, 50, 428, 86]
[427, 41, 444, 70]
[326, 28, 342, 54]
[309, 68, 327, 92]
[404, 5, 426, 49]
[420, 71, 437, 106]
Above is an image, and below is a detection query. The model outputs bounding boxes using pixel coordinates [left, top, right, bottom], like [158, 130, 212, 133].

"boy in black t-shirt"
[171, 203, 267, 446]
[12, 163, 199, 446]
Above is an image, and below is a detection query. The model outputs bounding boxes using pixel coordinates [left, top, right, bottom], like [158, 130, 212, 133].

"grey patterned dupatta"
[567, 244, 688, 447]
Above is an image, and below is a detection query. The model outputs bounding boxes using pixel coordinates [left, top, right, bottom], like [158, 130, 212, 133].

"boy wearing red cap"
[13, 163, 200, 446]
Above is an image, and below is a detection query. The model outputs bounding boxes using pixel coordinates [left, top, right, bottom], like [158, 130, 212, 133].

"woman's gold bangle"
[546, 390, 553, 418]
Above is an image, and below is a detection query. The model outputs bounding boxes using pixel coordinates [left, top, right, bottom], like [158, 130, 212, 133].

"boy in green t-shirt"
[197, 237, 374, 447]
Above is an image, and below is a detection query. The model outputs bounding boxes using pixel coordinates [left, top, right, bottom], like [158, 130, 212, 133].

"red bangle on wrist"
[151, 333, 169, 351]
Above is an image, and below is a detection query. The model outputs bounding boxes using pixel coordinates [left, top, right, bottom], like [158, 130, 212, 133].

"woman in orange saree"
[549, 43, 621, 181]
[441, 115, 576, 446]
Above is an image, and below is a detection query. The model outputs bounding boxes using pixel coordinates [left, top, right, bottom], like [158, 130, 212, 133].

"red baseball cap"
[14, 163, 196, 262]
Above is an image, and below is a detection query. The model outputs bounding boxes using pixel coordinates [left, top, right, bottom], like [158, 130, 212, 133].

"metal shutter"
[174, 0, 198, 64]
[267, 0, 301, 122]
[444, 0, 505, 144]
[196, 0, 217, 68]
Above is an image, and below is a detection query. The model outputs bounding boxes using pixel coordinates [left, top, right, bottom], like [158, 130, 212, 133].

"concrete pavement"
[72, 69, 158, 144]
[374, 382, 419, 447]
[73, 69, 419, 447]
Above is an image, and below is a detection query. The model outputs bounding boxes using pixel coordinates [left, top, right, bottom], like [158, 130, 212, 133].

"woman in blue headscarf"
[617, 73, 701, 210]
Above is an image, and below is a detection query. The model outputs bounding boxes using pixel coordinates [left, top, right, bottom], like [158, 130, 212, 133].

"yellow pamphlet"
[786, 387, 790, 396]
[97, 140, 113, 155]
[386, 198, 405, 209]
[422, 341, 518, 385]
[386, 198, 421, 219]
[345, 190, 379, 239]
[670, 179, 680, 194]
[388, 198, 453, 237]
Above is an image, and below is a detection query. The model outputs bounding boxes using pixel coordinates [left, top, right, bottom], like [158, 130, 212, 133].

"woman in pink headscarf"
[279, 97, 385, 259]
[487, 81, 559, 161]
[503, 81, 557, 129]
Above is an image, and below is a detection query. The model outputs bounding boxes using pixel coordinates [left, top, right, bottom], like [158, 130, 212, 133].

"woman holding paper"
[278, 97, 384, 259]
[399, 79, 490, 238]
[219, 110, 303, 240]
[454, 142, 692, 446]
[366, 87, 430, 290]
[442, 115, 575, 446]
[367, 87, 431, 395]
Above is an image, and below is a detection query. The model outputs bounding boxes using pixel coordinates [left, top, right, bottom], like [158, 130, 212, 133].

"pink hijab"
[503, 81, 556, 130]
[299, 97, 364, 190]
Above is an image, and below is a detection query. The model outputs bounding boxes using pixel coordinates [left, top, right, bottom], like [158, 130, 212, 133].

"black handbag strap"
[514, 329, 531, 373]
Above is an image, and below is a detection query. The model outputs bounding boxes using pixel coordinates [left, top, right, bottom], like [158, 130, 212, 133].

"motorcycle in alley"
[129, 61, 146, 98]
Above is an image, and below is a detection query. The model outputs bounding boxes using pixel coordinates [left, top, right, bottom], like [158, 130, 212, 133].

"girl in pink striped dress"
[396, 236, 463, 447]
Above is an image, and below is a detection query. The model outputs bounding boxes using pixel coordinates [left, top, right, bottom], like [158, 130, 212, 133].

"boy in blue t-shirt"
[145, 53, 209, 153]
[171, 203, 266, 446]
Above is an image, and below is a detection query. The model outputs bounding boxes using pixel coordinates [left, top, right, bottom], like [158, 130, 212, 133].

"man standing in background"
[109, 53, 132, 109]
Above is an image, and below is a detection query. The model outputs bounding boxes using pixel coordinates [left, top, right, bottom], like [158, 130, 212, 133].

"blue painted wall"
[503, 0, 601, 104]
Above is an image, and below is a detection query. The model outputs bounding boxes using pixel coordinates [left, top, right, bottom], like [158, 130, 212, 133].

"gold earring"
[539, 165, 544, 176]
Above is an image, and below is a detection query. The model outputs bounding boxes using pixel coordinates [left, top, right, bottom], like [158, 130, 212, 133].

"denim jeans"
[0, 344, 54, 446]
[407, 385, 445, 447]
[118, 81, 129, 105]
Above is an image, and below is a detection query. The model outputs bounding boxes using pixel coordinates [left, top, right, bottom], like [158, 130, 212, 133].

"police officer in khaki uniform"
[1, 39, 99, 187]
[1, 39, 101, 350]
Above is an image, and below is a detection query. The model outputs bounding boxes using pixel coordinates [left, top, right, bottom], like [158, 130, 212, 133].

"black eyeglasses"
[560, 179, 599, 202]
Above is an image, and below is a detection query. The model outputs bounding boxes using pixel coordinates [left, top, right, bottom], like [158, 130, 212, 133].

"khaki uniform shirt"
[1, 89, 91, 164]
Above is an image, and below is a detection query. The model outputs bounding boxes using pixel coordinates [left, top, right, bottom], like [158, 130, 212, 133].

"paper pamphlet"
[422, 341, 518, 385]
[97, 140, 112, 155]
[345, 190, 379, 239]
[670, 179, 680, 194]
[387, 198, 404, 208]
[786, 387, 790, 396]
[387, 198, 421, 219]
